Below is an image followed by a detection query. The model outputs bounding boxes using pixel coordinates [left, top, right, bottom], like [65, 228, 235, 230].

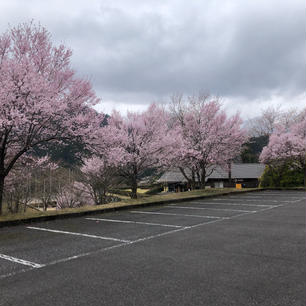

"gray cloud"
[0, 0, 304, 114]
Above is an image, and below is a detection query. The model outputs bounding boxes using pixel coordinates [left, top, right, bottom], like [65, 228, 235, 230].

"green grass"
[0, 188, 259, 223]
[122, 188, 150, 194]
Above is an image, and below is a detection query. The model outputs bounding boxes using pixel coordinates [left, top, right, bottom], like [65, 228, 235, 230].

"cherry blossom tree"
[107, 104, 173, 198]
[0, 22, 102, 214]
[169, 94, 246, 189]
[79, 156, 118, 205]
[55, 181, 89, 209]
[260, 109, 306, 186]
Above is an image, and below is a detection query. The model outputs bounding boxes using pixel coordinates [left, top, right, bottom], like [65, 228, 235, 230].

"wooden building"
[157, 163, 265, 192]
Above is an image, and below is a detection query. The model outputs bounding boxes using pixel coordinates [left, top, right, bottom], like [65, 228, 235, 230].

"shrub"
[260, 163, 304, 188]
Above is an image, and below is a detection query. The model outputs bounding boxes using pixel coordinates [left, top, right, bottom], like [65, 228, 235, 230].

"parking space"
[93, 209, 212, 227]
[131, 206, 244, 218]
[226, 192, 306, 202]
[27, 216, 181, 241]
[0, 190, 304, 272]
[0, 257, 35, 277]
[0, 224, 119, 272]
[0, 190, 305, 305]
[178, 201, 272, 210]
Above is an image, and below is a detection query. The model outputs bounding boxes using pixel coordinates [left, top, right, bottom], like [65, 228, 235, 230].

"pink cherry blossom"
[259, 109, 306, 185]
[168, 96, 246, 189]
[0, 22, 102, 214]
[79, 156, 118, 205]
[105, 104, 174, 198]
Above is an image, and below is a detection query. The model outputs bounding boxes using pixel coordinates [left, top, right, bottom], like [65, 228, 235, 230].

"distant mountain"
[33, 114, 110, 167]
[241, 135, 269, 163]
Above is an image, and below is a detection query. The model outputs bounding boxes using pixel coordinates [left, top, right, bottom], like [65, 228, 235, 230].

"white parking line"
[260, 193, 306, 197]
[0, 253, 44, 268]
[188, 201, 275, 207]
[26, 226, 131, 243]
[259, 196, 305, 200]
[32, 221, 221, 268]
[130, 210, 228, 219]
[44, 227, 190, 267]
[212, 198, 279, 203]
[286, 198, 306, 203]
[228, 196, 264, 199]
[85, 217, 184, 228]
[166, 205, 257, 213]
[0, 198, 288, 280]
[228, 196, 289, 200]
[282, 199, 306, 201]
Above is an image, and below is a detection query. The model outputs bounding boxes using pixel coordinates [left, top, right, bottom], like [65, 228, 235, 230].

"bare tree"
[247, 106, 281, 137]
[4, 170, 32, 213]
[247, 106, 303, 137]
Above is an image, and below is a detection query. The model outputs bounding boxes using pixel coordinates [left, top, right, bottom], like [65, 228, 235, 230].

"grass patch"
[122, 188, 150, 194]
[0, 188, 259, 224]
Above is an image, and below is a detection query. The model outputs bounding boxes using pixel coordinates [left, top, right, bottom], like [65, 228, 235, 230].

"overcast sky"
[0, 0, 305, 118]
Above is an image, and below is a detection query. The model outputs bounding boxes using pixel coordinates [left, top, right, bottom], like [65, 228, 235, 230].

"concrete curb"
[0, 188, 304, 228]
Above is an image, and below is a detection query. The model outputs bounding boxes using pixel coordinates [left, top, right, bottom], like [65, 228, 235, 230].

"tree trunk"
[200, 168, 206, 189]
[130, 178, 138, 199]
[14, 200, 20, 214]
[228, 162, 232, 187]
[190, 180, 196, 190]
[130, 165, 138, 199]
[179, 167, 196, 190]
[191, 170, 196, 190]
[0, 174, 4, 215]
[193, 171, 200, 190]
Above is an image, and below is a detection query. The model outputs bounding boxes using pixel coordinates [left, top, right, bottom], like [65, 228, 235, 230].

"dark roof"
[157, 163, 265, 183]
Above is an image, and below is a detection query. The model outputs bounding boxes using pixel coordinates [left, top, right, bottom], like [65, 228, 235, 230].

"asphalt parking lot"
[0, 190, 305, 306]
